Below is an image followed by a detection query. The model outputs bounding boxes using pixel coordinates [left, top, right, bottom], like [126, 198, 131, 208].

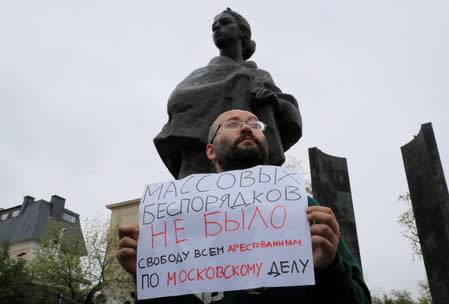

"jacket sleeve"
[314, 241, 371, 303]
[308, 196, 372, 304]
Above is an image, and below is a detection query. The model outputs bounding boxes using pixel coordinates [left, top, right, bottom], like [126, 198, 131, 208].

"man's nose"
[240, 121, 253, 132]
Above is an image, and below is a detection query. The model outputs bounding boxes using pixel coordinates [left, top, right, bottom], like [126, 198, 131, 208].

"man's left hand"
[307, 206, 340, 269]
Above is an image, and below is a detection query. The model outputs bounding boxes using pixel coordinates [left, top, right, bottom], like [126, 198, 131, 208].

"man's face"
[210, 110, 268, 172]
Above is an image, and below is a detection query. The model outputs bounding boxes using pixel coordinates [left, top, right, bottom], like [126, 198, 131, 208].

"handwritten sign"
[137, 165, 314, 300]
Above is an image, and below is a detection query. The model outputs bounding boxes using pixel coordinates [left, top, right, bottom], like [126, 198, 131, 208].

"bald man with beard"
[117, 110, 371, 304]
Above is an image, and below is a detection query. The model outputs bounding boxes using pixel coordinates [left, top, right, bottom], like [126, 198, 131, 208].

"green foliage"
[372, 283, 432, 304]
[374, 290, 416, 304]
[416, 281, 432, 304]
[29, 217, 134, 304]
[382, 194, 432, 304]
[0, 241, 36, 304]
[81, 220, 134, 302]
[398, 193, 421, 258]
[29, 218, 87, 303]
[283, 154, 312, 195]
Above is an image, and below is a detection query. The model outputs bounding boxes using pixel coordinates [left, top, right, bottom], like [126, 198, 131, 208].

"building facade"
[106, 198, 140, 228]
[0, 195, 85, 260]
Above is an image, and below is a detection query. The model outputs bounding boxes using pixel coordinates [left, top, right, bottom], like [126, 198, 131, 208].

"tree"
[0, 241, 36, 304]
[81, 219, 135, 302]
[372, 286, 432, 304]
[372, 289, 416, 304]
[283, 154, 312, 195]
[398, 193, 421, 258]
[396, 193, 432, 304]
[30, 217, 134, 304]
[416, 281, 432, 304]
[30, 218, 88, 303]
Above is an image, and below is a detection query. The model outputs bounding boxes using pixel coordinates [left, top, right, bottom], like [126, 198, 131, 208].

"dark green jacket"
[138, 197, 371, 304]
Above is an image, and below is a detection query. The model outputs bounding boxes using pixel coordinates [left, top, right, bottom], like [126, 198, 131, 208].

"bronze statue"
[154, 8, 302, 179]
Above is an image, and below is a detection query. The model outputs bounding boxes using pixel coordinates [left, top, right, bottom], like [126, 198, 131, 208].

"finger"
[307, 206, 332, 221]
[251, 87, 263, 96]
[116, 247, 137, 261]
[311, 234, 337, 255]
[307, 210, 335, 227]
[307, 205, 333, 214]
[252, 87, 270, 100]
[116, 248, 137, 276]
[118, 224, 139, 239]
[307, 207, 339, 235]
[259, 89, 274, 100]
[310, 224, 339, 246]
[308, 213, 340, 236]
[255, 88, 267, 99]
[264, 91, 276, 99]
[118, 236, 138, 251]
[307, 210, 334, 225]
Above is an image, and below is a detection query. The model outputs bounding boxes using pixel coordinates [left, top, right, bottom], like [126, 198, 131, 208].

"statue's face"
[212, 13, 241, 49]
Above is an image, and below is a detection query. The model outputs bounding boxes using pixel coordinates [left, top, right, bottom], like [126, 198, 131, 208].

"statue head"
[212, 8, 256, 60]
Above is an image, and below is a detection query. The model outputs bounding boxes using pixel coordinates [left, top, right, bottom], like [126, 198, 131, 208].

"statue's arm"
[251, 68, 302, 151]
[274, 92, 302, 151]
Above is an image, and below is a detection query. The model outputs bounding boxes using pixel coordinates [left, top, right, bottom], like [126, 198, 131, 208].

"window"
[0, 213, 8, 220]
[11, 209, 20, 217]
[62, 212, 77, 224]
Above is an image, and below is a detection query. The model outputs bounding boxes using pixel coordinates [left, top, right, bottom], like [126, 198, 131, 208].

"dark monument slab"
[308, 147, 363, 271]
[401, 122, 449, 304]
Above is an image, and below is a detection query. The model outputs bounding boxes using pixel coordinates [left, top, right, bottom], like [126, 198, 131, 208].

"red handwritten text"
[203, 204, 287, 237]
[227, 239, 302, 253]
[166, 262, 263, 286]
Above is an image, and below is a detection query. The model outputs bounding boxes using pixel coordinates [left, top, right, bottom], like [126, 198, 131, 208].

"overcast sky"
[1, 0, 448, 298]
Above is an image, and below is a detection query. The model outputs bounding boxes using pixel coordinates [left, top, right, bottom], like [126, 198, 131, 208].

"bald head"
[208, 109, 259, 142]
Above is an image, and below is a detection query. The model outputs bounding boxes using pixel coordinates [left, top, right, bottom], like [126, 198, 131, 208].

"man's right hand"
[116, 223, 139, 276]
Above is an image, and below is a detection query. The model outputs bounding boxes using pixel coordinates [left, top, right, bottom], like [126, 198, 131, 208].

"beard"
[214, 133, 268, 172]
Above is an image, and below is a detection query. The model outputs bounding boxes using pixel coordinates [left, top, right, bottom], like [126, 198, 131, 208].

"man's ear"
[206, 143, 216, 161]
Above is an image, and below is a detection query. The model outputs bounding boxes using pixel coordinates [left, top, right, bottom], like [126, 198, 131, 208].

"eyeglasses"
[209, 118, 266, 143]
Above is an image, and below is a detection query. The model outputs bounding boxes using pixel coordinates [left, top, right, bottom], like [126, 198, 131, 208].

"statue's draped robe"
[154, 56, 302, 179]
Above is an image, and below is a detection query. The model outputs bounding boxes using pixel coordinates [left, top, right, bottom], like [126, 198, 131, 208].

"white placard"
[137, 165, 314, 300]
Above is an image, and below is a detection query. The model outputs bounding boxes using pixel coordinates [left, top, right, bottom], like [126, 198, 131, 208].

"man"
[117, 110, 371, 303]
